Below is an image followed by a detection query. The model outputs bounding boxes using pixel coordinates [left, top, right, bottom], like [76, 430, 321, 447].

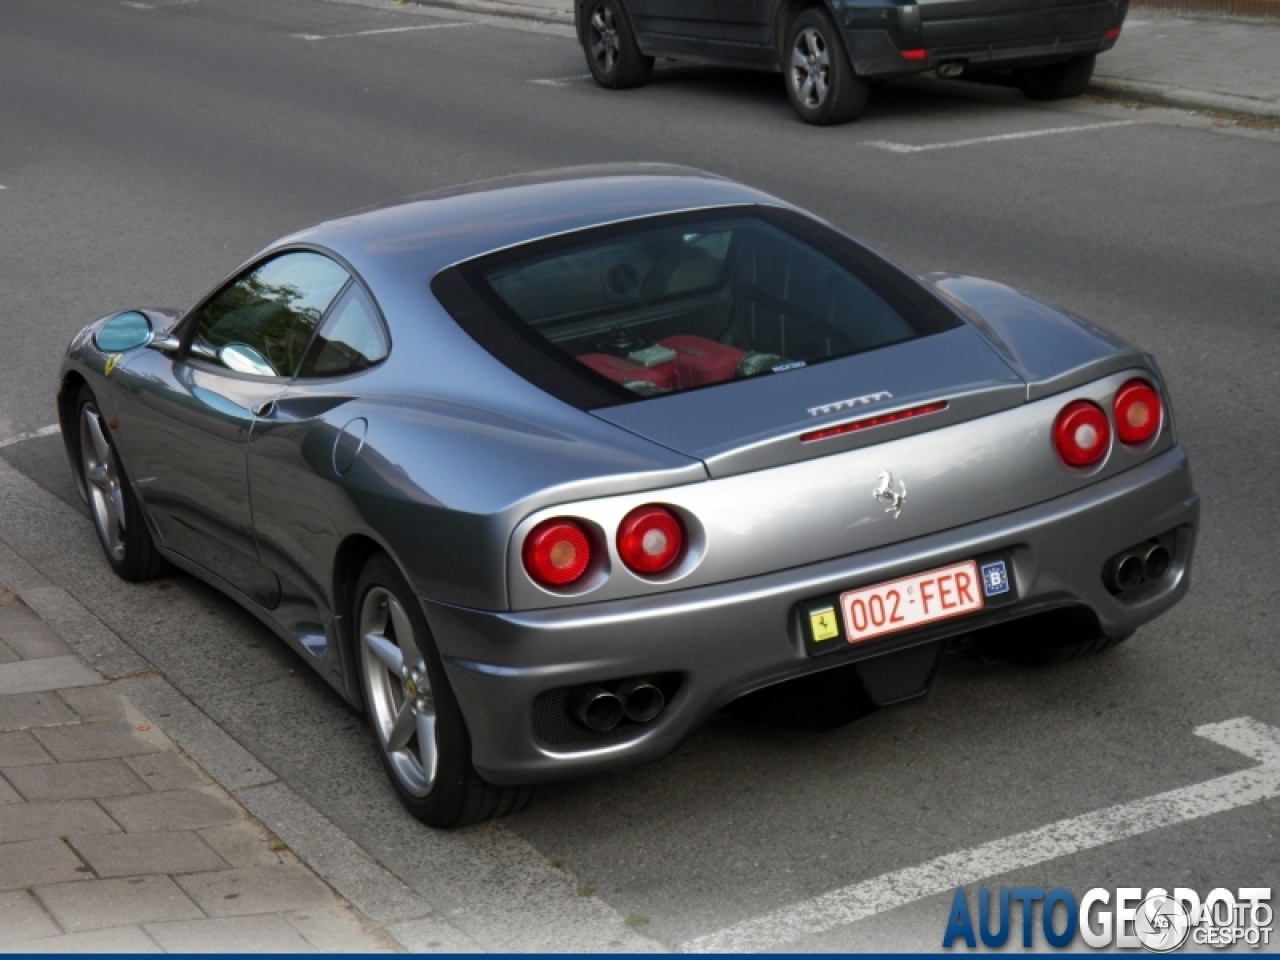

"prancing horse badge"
[873, 471, 907, 518]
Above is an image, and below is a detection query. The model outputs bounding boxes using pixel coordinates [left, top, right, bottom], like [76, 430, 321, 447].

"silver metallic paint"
[56, 166, 1198, 785]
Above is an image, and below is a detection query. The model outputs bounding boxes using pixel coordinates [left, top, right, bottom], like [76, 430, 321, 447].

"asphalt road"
[2, 0, 1278, 950]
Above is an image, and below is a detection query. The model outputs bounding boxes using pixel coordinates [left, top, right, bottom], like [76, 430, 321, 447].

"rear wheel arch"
[339, 540, 536, 827]
[774, 0, 831, 63]
[333, 532, 396, 702]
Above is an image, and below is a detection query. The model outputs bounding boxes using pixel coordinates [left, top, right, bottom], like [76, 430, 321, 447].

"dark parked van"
[575, 0, 1128, 124]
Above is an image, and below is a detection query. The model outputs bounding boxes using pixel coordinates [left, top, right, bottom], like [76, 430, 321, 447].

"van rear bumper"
[835, 0, 1127, 78]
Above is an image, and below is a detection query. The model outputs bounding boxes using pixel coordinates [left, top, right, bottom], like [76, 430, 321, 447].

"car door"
[629, 0, 724, 43]
[246, 279, 390, 664]
[715, 0, 772, 46]
[114, 250, 350, 607]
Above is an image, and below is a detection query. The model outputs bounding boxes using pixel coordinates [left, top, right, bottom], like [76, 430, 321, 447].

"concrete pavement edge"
[1088, 75, 1280, 118]
[0, 489, 478, 952]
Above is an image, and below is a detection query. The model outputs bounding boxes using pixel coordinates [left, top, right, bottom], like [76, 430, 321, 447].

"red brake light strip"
[800, 401, 949, 444]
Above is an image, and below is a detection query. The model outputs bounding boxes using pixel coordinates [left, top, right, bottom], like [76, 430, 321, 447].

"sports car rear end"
[420, 190, 1197, 785]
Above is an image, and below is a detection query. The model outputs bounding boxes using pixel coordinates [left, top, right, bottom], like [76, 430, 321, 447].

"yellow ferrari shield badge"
[809, 606, 840, 643]
[103, 353, 122, 377]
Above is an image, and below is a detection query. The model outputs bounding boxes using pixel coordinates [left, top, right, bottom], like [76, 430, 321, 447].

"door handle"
[252, 400, 276, 418]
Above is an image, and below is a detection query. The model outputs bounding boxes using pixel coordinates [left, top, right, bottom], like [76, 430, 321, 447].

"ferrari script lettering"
[807, 390, 892, 418]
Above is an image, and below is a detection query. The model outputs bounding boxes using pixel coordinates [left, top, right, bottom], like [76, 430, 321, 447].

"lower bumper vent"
[855, 641, 944, 706]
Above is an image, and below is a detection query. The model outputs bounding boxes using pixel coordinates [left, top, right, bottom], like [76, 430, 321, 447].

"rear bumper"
[838, 0, 1126, 78]
[427, 445, 1197, 786]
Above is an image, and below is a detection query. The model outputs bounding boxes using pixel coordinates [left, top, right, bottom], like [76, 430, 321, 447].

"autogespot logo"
[942, 886, 1273, 951]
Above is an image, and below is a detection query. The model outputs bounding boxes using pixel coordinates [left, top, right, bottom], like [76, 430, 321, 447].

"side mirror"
[95, 311, 153, 352]
[147, 334, 183, 354]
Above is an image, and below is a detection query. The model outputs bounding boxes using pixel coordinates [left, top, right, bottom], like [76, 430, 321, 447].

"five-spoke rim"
[80, 404, 126, 562]
[790, 27, 830, 108]
[360, 586, 438, 797]
[589, 4, 620, 74]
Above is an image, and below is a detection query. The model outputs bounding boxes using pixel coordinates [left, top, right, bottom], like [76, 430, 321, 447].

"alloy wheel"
[791, 27, 831, 108]
[360, 586, 438, 797]
[80, 404, 126, 563]
[589, 4, 620, 75]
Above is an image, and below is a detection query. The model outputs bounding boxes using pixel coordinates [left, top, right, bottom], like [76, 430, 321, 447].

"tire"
[582, 0, 653, 90]
[1014, 55, 1096, 101]
[354, 553, 535, 829]
[75, 385, 168, 582]
[784, 8, 869, 126]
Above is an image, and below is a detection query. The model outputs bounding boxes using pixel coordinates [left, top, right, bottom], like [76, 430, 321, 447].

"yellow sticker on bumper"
[809, 606, 840, 642]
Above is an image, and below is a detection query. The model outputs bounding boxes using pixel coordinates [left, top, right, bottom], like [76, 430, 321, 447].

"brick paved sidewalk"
[0, 588, 398, 953]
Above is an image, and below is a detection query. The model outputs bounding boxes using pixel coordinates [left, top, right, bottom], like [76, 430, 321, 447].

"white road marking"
[531, 62, 679, 86]
[680, 716, 1280, 953]
[292, 22, 474, 40]
[0, 424, 61, 450]
[863, 120, 1134, 154]
[529, 73, 591, 86]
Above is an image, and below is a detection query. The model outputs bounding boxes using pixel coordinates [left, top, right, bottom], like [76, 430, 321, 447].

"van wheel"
[784, 8, 869, 125]
[1015, 54, 1096, 100]
[583, 0, 653, 90]
[355, 553, 535, 828]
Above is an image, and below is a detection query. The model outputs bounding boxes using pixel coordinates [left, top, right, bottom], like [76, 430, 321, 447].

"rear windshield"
[439, 208, 955, 406]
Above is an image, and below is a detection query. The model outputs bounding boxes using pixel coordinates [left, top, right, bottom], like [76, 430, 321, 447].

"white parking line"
[121, 0, 199, 8]
[863, 120, 1134, 153]
[680, 716, 1280, 952]
[530, 62, 679, 86]
[0, 424, 61, 450]
[529, 73, 591, 86]
[292, 22, 474, 40]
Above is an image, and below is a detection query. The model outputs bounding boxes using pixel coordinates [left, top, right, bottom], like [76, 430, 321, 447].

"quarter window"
[297, 284, 389, 378]
[189, 252, 350, 378]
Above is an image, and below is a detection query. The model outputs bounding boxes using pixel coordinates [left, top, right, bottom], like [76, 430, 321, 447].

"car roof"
[275, 164, 793, 281]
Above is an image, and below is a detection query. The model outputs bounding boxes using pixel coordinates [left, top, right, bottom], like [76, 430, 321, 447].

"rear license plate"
[840, 560, 984, 644]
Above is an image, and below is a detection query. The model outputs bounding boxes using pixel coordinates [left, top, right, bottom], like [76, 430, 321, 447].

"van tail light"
[523, 518, 592, 588]
[1053, 400, 1110, 467]
[617, 506, 684, 575]
[1113, 379, 1161, 445]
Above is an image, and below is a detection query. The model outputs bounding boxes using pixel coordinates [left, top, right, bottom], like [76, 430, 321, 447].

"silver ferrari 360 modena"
[58, 166, 1198, 827]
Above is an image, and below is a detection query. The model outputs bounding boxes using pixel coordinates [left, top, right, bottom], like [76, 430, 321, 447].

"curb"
[0, 453, 665, 952]
[1089, 75, 1280, 119]
[0, 539, 479, 953]
[410, 0, 573, 25]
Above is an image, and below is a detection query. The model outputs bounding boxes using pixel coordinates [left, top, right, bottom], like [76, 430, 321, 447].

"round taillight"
[1053, 400, 1111, 467]
[617, 505, 684, 575]
[1113, 379, 1161, 445]
[523, 518, 591, 588]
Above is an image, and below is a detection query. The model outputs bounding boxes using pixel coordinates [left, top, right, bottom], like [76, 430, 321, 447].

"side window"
[189, 252, 350, 378]
[296, 283, 389, 378]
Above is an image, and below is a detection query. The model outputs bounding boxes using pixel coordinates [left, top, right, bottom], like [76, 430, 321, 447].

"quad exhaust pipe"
[569, 678, 667, 732]
[1104, 538, 1173, 595]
